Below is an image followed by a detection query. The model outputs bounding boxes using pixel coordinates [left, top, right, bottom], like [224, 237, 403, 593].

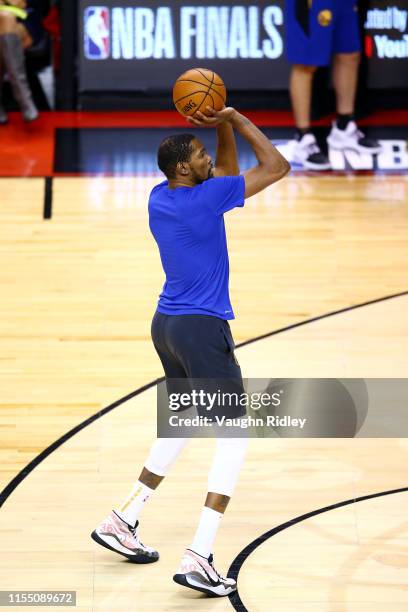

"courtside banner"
[79, 1, 408, 92]
[156, 378, 408, 438]
[79, 0, 287, 91]
[364, 1, 408, 88]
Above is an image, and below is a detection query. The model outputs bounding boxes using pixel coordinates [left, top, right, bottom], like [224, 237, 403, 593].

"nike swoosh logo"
[195, 561, 221, 586]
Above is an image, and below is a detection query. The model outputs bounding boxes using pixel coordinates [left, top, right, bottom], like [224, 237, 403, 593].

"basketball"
[173, 68, 226, 118]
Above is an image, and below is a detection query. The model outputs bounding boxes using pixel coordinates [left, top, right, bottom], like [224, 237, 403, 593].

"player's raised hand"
[186, 106, 236, 127]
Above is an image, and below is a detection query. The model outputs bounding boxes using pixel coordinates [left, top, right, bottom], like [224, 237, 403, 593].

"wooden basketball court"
[1, 173, 407, 611]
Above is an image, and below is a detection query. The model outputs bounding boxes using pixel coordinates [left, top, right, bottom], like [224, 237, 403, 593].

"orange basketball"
[173, 68, 226, 118]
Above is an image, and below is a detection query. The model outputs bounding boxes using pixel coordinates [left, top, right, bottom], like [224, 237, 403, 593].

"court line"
[227, 486, 408, 612]
[0, 379, 162, 507]
[237, 290, 408, 349]
[0, 289, 407, 509]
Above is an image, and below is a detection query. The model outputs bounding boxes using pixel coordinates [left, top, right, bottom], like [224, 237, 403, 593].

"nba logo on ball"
[84, 7, 110, 60]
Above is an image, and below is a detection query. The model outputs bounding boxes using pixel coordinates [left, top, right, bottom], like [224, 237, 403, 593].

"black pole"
[43, 177, 53, 220]
[57, 0, 78, 109]
[355, 0, 370, 118]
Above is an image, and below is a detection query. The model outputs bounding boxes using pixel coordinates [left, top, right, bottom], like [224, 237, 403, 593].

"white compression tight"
[144, 437, 189, 477]
[144, 437, 249, 497]
[207, 437, 249, 497]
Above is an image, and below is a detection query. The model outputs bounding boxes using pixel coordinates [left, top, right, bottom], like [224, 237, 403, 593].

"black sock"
[336, 113, 354, 130]
[295, 127, 312, 141]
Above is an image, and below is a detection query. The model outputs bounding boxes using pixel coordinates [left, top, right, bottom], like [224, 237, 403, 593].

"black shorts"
[151, 311, 246, 419]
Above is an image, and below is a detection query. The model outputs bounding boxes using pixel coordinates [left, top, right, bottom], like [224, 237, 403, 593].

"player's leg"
[91, 312, 190, 563]
[188, 436, 250, 560]
[168, 315, 249, 596]
[91, 437, 188, 563]
[174, 437, 249, 597]
[290, 64, 317, 132]
[285, 0, 333, 169]
[327, 0, 381, 153]
[0, 10, 38, 122]
[332, 51, 360, 117]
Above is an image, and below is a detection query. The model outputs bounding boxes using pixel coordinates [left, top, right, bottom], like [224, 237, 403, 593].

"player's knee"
[144, 437, 189, 476]
[207, 437, 249, 497]
[292, 64, 318, 75]
[335, 52, 361, 68]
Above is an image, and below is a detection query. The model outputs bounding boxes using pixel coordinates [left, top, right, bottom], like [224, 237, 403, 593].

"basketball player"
[91, 107, 290, 597]
[286, 0, 381, 169]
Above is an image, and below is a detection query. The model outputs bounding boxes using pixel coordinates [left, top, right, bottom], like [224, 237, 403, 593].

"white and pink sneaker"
[91, 511, 159, 563]
[173, 548, 236, 597]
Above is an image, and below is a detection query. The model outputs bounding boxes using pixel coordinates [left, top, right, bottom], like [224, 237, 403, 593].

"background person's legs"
[284, 0, 333, 169]
[289, 64, 331, 170]
[0, 34, 6, 123]
[0, 10, 37, 121]
[332, 51, 360, 117]
[289, 64, 317, 131]
[0, 10, 33, 48]
[0, 11, 17, 123]
[327, 54, 381, 152]
[327, 0, 381, 153]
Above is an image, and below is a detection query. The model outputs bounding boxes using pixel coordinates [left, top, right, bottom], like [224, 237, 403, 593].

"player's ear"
[177, 162, 189, 175]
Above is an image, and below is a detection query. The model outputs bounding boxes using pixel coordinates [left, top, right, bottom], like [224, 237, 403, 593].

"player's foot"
[173, 548, 236, 597]
[292, 133, 331, 170]
[327, 121, 382, 154]
[91, 511, 159, 563]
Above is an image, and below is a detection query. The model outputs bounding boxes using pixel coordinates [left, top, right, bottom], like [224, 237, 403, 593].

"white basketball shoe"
[173, 548, 237, 597]
[292, 133, 331, 170]
[91, 511, 159, 563]
[327, 121, 382, 154]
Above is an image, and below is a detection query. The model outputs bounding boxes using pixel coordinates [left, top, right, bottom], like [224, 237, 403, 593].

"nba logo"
[84, 6, 110, 60]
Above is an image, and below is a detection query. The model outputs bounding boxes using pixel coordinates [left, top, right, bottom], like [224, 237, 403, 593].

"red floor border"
[0, 109, 406, 177]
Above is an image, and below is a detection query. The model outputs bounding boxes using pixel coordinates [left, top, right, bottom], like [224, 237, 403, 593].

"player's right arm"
[230, 111, 291, 198]
[187, 106, 290, 197]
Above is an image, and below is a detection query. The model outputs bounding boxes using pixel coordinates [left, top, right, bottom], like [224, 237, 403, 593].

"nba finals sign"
[79, 1, 288, 90]
[79, 0, 407, 91]
[84, 5, 284, 60]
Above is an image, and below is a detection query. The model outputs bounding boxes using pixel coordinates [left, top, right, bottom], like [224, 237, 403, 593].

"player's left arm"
[187, 106, 239, 177]
[213, 121, 239, 177]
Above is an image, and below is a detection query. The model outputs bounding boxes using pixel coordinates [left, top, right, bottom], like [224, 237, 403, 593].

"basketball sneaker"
[173, 548, 236, 597]
[291, 133, 331, 170]
[327, 121, 382, 154]
[91, 511, 159, 563]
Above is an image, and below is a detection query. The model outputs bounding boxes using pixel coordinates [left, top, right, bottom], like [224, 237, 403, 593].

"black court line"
[0, 289, 407, 509]
[237, 290, 408, 349]
[227, 486, 408, 612]
[43, 177, 53, 219]
[0, 379, 162, 507]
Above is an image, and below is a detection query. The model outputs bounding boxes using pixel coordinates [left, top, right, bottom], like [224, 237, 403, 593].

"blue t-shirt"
[148, 175, 245, 320]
